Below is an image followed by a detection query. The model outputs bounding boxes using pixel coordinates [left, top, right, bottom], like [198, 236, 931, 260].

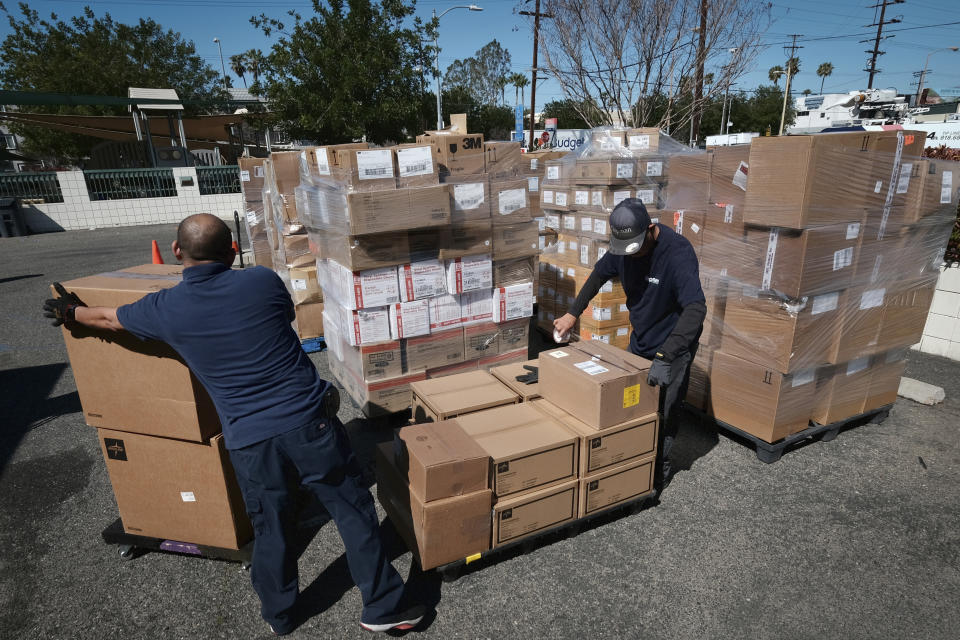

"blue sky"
[3, 0, 959, 110]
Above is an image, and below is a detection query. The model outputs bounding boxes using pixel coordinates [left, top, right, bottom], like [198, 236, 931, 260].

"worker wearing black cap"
[554, 198, 706, 495]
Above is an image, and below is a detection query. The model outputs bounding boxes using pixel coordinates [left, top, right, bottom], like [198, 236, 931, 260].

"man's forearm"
[659, 301, 706, 359]
[74, 306, 124, 331]
[567, 268, 610, 318]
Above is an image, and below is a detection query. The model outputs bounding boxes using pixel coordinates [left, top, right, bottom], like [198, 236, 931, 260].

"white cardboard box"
[336, 262, 400, 310]
[340, 305, 391, 346]
[445, 254, 493, 294]
[398, 259, 447, 301]
[461, 289, 494, 326]
[492, 282, 534, 322]
[429, 293, 463, 331]
[388, 299, 432, 339]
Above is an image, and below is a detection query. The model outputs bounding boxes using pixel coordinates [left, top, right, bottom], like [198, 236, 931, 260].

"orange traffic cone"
[151, 240, 164, 265]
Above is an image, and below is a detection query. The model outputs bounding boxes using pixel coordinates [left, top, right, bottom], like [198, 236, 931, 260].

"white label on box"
[315, 148, 331, 175]
[732, 161, 749, 191]
[180, 491, 196, 502]
[555, 191, 568, 207]
[636, 189, 655, 204]
[618, 303, 628, 313]
[461, 289, 494, 325]
[556, 240, 566, 254]
[617, 163, 635, 178]
[629, 134, 650, 150]
[446, 255, 492, 293]
[592, 306, 612, 321]
[566, 267, 575, 277]
[691, 222, 701, 234]
[613, 190, 631, 206]
[492, 282, 534, 322]
[399, 259, 446, 300]
[564, 216, 577, 231]
[791, 369, 814, 388]
[847, 357, 870, 376]
[580, 244, 589, 265]
[645, 161, 662, 177]
[575, 190, 590, 205]
[591, 333, 611, 344]
[292, 278, 307, 291]
[546, 165, 560, 180]
[453, 183, 485, 211]
[543, 189, 554, 204]
[246, 210, 258, 225]
[941, 171, 953, 204]
[896, 162, 912, 194]
[351, 266, 400, 308]
[593, 219, 607, 235]
[811, 292, 839, 315]
[580, 217, 593, 232]
[600, 136, 618, 151]
[545, 213, 560, 228]
[569, 240, 578, 252]
[592, 191, 604, 206]
[600, 281, 613, 293]
[254, 165, 264, 178]
[846, 223, 861, 240]
[874, 180, 883, 194]
[574, 360, 609, 376]
[354, 307, 391, 344]
[528, 176, 539, 192]
[616, 327, 629, 337]
[538, 236, 546, 251]
[396, 146, 433, 177]
[724, 204, 734, 224]
[651, 217, 659, 224]
[499, 188, 526, 215]
[596, 246, 607, 260]
[761, 229, 779, 291]
[536, 216, 546, 232]
[550, 350, 569, 358]
[530, 158, 539, 170]
[860, 288, 886, 310]
[833, 247, 854, 271]
[356, 149, 394, 180]
[389, 299, 431, 339]
[240, 170, 251, 182]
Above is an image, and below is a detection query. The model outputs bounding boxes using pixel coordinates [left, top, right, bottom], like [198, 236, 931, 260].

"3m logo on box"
[588, 480, 599, 491]
[501, 508, 513, 520]
[591, 438, 602, 449]
[104, 438, 127, 461]
[461, 137, 484, 150]
[497, 461, 510, 474]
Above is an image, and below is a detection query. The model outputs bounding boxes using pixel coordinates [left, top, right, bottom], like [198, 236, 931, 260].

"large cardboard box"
[533, 399, 658, 477]
[900, 158, 960, 224]
[293, 300, 325, 340]
[444, 174, 492, 222]
[485, 141, 523, 177]
[810, 357, 872, 425]
[538, 341, 657, 429]
[417, 131, 486, 176]
[876, 279, 936, 351]
[410, 370, 519, 422]
[490, 359, 541, 401]
[578, 456, 655, 518]
[438, 222, 494, 260]
[57, 266, 220, 441]
[828, 287, 886, 363]
[490, 178, 531, 225]
[329, 352, 424, 416]
[498, 318, 530, 354]
[340, 340, 403, 382]
[457, 403, 578, 498]
[492, 222, 540, 260]
[491, 480, 578, 548]
[863, 349, 907, 412]
[392, 143, 440, 189]
[403, 327, 465, 372]
[344, 185, 450, 235]
[99, 429, 251, 549]
[375, 443, 491, 570]
[710, 351, 815, 442]
[316, 232, 412, 272]
[333, 147, 397, 191]
[573, 158, 638, 185]
[393, 420, 489, 502]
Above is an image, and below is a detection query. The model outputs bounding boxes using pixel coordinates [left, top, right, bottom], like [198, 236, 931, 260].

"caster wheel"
[118, 546, 136, 561]
[241, 562, 252, 571]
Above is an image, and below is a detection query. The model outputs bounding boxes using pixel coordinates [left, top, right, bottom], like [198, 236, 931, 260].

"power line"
[863, 0, 905, 89]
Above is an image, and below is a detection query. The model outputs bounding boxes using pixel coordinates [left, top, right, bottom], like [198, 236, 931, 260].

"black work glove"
[43, 282, 86, 327]
[515, 365, 539, 385]
[647, 352, 673, 387]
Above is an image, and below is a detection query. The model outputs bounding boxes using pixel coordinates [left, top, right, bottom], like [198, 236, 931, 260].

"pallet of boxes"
[536, 128, 687, 347]
[682, 130, 958, 460]
[54, 266, 252, 553]
[296, 127, 540, 416]
[375, 339, 661, 571]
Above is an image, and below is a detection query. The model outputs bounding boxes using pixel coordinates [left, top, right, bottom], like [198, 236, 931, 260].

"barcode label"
[555, 191, 568, 206]
[575, 190, 589, 205]
[592, 191, 603, 206]
[528, 176, 539, 192]
[646, 161, 662, 177]
[240, 170, 250, 182]
[543, 189, 554, 204]
[546, 166, 560, 180]
[453, 183, 484, 210]
[564, 216, 577, 230]
[613, 190, 630, 206]
[581, 217, 592, 232]
[629, 134, 650, 150]
[292, 278, 307, 291]
[846, 223, 861, 240]
[724, 204, 734, 224]
[580, 244, 589, 264]
[499, 189, 526, 215]
[616, 163, 634, 178]
[315, 148, 331, 175]
[812, 292, 839, 315]
[860, 288, 886, 310]
[896, 162, 912, 194]
[356, 149, 394, 180]
[617, 327, 629, 336]
[636, 189, 654, 204]
[397, 146, 433, 177]
[575, 360, 609, 376]
[762, 229, 779, 290]
[593, 219, 607, 235]
[530, 158, 538, 170]
[942, 171, 953, 204]
[833, 247, 854, 271]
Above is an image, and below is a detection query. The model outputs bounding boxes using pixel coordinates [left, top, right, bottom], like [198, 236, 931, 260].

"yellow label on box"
[623, 384, 641, 408]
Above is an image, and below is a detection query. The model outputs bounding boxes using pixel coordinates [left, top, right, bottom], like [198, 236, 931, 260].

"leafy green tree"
[768, 65, 784, 86]
[728, 84, 794, 134]
[0, 4, 226, 162]
[251, 0, 430, 144]
[816, 61, 833, 94]
[444, 39, 512, 106]
[435, 85, 513, 140]
[230, 54, 248, 88]
[540, 99, 597, 129]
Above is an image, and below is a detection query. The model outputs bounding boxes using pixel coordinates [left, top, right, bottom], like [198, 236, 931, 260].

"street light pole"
[432, 5, 484, 130]
[916, 47, 959, 106]
[213, 38, 227, 89]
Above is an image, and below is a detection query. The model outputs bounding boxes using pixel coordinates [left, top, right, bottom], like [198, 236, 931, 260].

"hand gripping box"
[410, 370, 519, 422]
[538, 341, 658, 429]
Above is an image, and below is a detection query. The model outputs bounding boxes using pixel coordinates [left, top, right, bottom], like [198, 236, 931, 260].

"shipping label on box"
[492, 282, 534, 322]
[355, 149, 395, 181]
[395, 145, 434, 178]
[452, 181, 488, 215]
[445, 254, 493, 294]
[343, 306, 392, 346]
[428, 294, 463, 331]
[389, 300, 431, 340]
[398, 259, 446, 301]
[341, 263, 400, 309]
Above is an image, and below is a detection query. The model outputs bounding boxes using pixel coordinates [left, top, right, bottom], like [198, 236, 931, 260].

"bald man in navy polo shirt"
[554, 199, 707, 496]
[44, 214, 424, 635]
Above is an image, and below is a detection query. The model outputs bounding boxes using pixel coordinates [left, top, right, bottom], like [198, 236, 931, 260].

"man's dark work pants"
[228, 416, 405, 634]
[631, 340, 697, 490]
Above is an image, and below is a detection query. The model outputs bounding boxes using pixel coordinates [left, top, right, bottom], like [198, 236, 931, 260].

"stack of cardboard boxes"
[375, 342, 659, 569]
[293, 129, 540, 416]
[685, 130, 959, 442]
[55, 265, 252, 549]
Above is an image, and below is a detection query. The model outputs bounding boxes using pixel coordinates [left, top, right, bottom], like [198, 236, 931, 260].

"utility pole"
[690, 0, 708, 147]
[863, 0, 904, 89]
[779, 35, 803, 136]
[520, 1, 553, 150]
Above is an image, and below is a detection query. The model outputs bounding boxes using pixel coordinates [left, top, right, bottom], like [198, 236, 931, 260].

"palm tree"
[244, 50, 265, 89]
[509, 72, 530, 106]
[769, 65, 784, 86]
[816, 62, 834, 95]
[230, 54, 248, 88]
[786, 57, 801, 78]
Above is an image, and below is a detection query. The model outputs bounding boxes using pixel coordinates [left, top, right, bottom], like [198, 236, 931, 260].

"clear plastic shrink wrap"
[539, 126, 957, 442]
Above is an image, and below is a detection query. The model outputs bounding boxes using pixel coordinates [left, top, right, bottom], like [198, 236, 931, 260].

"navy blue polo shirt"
[116, 263, 329, 449]
[591, 224, 705, 358]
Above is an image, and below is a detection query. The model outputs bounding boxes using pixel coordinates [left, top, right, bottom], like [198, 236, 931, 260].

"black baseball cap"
[608, 198, 653, 255]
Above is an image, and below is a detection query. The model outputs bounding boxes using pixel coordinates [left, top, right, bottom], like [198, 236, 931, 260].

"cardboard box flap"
[410, 370, 519, 417]
[455, 402, 576, 460]
[394, 420, 488, 470]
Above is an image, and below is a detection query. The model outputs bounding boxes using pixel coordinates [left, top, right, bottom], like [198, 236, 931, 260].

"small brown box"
[392, 420, 489, 502]
[410, 370, 519, 422]
[578, 456, 655, 518]
[492, 479, 578, 548]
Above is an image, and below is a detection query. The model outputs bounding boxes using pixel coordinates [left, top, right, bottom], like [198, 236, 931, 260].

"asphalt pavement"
[1, 225, 958, 639]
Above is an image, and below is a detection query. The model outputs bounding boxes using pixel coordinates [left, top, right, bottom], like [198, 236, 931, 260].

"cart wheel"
[241, 561, 252, 571]
[820, 428, 839, 443]
[118, 545, 136, 561]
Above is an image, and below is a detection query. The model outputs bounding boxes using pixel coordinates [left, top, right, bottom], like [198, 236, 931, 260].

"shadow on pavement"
[0, 362, 81, 474]
[0, 273, 43, 285]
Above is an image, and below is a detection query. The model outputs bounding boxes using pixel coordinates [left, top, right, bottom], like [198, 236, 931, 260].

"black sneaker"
[360, 604, 426, 633]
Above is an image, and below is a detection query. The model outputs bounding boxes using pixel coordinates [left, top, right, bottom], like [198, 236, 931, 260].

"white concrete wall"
[916, 265, 960, 360]
[20, 167, 243, 232]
